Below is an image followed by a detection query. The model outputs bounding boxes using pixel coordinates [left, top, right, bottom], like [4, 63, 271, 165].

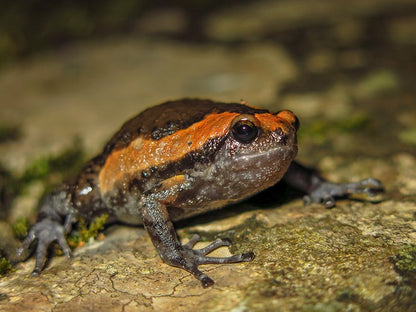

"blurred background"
[0, 0, 415, 219]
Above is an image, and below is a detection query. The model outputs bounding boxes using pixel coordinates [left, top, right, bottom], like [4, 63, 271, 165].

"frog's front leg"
[140, 196, 254, 287]
[284, 161, 384, 208]
[16, 190, 77, 275]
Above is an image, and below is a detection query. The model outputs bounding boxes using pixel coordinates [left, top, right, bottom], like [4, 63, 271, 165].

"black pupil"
[232, 120, 258, 143]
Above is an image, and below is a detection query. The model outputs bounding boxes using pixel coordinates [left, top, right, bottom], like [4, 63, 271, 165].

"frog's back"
[102, 98, 270, 156]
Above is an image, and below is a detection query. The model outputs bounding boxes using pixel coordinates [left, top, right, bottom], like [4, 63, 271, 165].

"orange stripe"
[99, 112, 239, 194]
[255, 111, 295, 133]
[276, 110, 297, 125]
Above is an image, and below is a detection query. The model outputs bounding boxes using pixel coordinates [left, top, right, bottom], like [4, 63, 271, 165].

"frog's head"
[210, 109, 299, 198]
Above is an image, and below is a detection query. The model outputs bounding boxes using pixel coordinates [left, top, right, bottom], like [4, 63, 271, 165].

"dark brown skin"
[17, 99, 383, 287]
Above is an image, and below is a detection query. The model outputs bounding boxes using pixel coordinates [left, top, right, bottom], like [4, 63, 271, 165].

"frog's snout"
[275, 110, 299, 132]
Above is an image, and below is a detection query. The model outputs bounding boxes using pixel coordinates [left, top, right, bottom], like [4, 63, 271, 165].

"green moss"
[1, 138, 85, 221]
[299, 112, 369, 143]
[11, 217, 29, 239]
[0, 257, 12, 276]
[19, 157, 50, 185]
[79, 213, 108, 242]
[393, 244, 416, 282]
[68, 214, 108, 248]
[19, 137, 85, 187]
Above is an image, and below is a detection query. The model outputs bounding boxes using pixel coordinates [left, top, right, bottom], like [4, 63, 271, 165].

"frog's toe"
[241, 251, 255, 261]
[187, 237, 252, 261]
[351, 178, 384, 197]
[32, 241, 49, 276]
[188, 266, 215, 288]
[193, 238, 254, 265]
[303, 193, 336, 208]
[200, 274, 215, 288]
[189, 250, 254, 287]
[183, 234, 201, 249]
[184, 235, 234, 256]
[16, 231, 37, 259]
[196, 238, 232, 256]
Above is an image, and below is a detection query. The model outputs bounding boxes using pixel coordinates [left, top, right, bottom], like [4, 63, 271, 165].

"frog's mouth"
[215, 143, 298, 196]
[234, 144, 297, 163]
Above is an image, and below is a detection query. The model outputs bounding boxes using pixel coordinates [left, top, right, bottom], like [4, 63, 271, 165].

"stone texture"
[1, 156, 415, 311]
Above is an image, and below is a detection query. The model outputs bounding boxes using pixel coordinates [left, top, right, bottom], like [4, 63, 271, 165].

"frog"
[17, 98, 383, 287]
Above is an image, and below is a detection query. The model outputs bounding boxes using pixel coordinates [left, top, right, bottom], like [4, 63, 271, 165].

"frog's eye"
[231, 119, 259, 144]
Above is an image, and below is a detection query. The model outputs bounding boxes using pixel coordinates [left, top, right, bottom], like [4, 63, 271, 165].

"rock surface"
[0, 0, 416, 311]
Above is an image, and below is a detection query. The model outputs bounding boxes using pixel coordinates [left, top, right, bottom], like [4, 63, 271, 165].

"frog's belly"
[108, 198, 144, 225]
[111, 196, 232, 224]
[168, 198, 235, 221]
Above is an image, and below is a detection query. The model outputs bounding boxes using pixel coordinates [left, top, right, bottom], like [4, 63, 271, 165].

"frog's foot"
[172, 234, 254, 288]
[304, 178, 384, 209]
[16, 218, 72, 276]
